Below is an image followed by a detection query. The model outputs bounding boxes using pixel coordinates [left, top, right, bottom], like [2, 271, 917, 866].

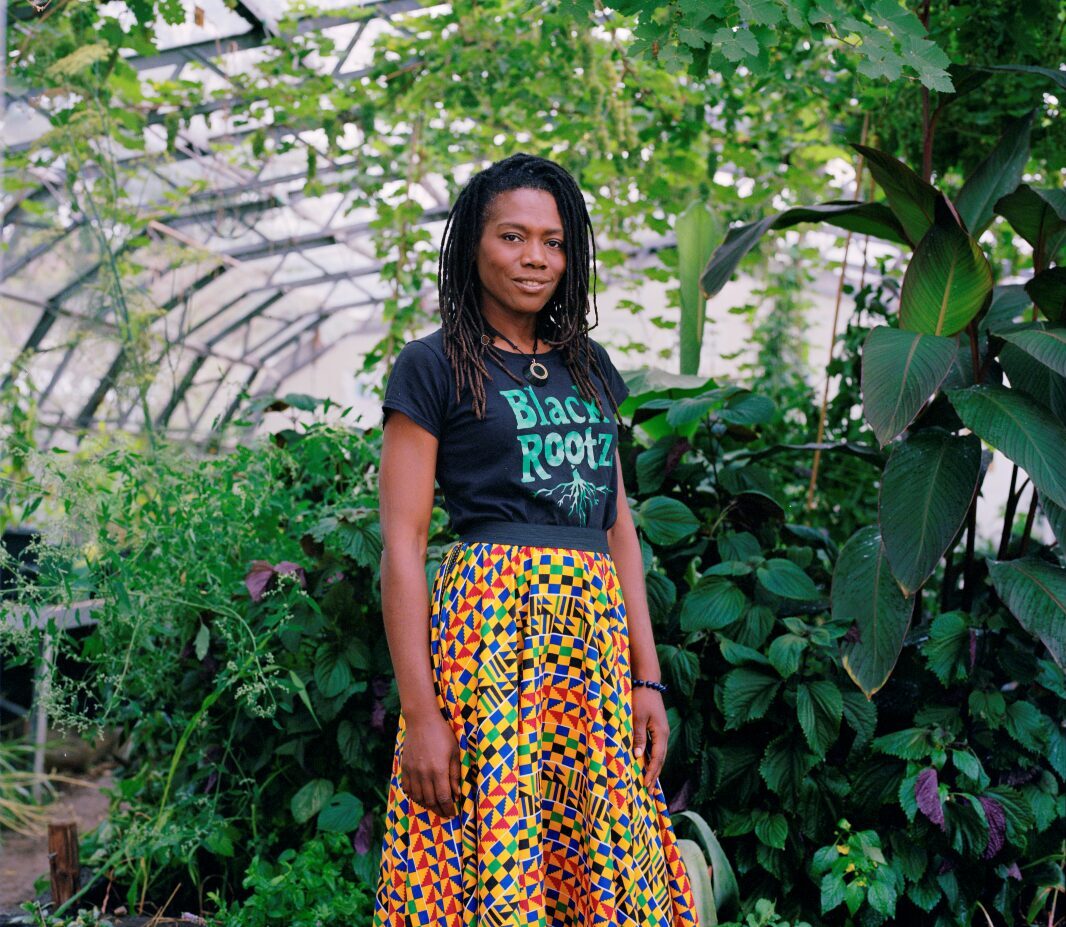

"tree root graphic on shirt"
[535, 467, 610, 526]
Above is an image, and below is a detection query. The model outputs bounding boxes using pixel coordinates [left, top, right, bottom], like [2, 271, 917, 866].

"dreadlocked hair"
[437, 152, 621, 425]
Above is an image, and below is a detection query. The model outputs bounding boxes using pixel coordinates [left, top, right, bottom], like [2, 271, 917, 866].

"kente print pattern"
[372, 542, 700, 927]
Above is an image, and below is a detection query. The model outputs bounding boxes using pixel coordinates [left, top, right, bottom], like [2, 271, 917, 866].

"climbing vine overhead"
[559, 0, 954, 90]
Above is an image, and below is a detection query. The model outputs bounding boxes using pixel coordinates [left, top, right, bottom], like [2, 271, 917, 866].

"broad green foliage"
[560, 0, 953, 90]
[878, 429, 981, 594]
[859, 327, 957, 446]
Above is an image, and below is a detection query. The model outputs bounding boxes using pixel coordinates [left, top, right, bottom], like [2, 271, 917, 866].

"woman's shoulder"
[395, 327, 449, 370]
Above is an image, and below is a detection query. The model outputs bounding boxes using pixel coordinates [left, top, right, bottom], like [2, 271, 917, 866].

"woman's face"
[476, 187, 567, 321]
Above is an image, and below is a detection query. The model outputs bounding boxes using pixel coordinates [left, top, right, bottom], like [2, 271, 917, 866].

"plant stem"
[807, 113, 870, 510]
[1019, 488, 1039, 556]
[998, 464, 1019, 560]
[962, 497, 977, 611]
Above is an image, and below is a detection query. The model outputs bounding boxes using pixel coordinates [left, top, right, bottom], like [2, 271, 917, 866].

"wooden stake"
[48, 821, 80, 906]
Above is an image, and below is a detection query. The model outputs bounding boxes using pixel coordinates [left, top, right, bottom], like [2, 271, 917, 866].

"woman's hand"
[400, 711, 462, 818]
[632, 687, 669, 788]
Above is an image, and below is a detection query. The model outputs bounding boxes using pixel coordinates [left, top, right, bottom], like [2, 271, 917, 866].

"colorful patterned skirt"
[371, 538, 700, 927]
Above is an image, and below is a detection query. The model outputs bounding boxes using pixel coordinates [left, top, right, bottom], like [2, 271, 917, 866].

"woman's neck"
[480, 306, 540, 353]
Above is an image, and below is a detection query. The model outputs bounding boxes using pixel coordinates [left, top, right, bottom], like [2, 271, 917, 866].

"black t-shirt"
[381, 327, 630, 537]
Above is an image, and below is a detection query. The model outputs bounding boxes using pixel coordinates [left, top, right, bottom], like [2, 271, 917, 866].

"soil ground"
[0, 767, 113, 915]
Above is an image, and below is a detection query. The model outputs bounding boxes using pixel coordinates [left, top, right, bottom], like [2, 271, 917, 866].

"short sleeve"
[592, 340, 630, 406]
[381, 341, 450, 438]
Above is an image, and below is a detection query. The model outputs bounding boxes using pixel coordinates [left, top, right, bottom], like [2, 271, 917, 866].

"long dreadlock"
[437, 153, 621, 424]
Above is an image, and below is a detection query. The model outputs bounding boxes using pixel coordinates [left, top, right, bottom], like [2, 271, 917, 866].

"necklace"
[480, 324, 550, 387]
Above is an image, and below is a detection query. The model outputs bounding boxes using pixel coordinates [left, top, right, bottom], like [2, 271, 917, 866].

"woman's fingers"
[645, 722, 668, 787]
[432, 768, 456, 817]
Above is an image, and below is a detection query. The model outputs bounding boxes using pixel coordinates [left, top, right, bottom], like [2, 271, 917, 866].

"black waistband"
[457, 520, 611, 554]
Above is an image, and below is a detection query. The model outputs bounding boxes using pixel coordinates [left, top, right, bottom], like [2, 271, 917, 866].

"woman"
[372, 153, 699, 926]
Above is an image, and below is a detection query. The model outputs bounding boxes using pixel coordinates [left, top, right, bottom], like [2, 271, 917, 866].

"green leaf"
[719, 392, 776, 425]
[948, 385, 1066, 509]
[767, 633, 807, 678]
[721, 667, 781, 728]
[1026, 268, 1066, 322]
[194, 623, 210, 661]
[955, 111, 1034, 236]
[993, 185, 1066, 267]
[860, 326, 958, 446]
[923, 611, 972, 686]
[982, 284, 1032, 334]
[675, 839, 720, 927]
[638, 496, 700, 545]
[646, 570, 677, 622]
[1001, 326, 1066, 377]
[987, 557, 1066, 667]
[853, 145, 939, 246]
[717, 635, 772, 666]
[717, 530, 762, 562]
[868, 878, 898, 918]
[879, 430, 981, 594]
[701, 201, 908, 300]
[841, 689, 878, 749]
[873, 727, 934, 760]
[314, 643, 353, 698]
[291, 778, 334, 824]
[756, 558, 820, 600]
[796, 681, 843, 757]
[674, 809, 740, 920]
[820, 871, 846, 914]
[759, 733, 817, 796]
[754, 811, 788, 849]
[899, 206, 994, 336]
[317, 791, 364, 833]
[983, 63, 1066, 91]
[951, 749, 988, 786]
[337, 720, 360, 765]
[681, 576, 748, 631]
[998, 342, 1066, 420]
[677, 199, 718, 375]
[667, 648, 700, 699]
[1003, 701, 1049, 752]
[1040, 495, 1066, 551]
[737, 0, 782, 25]
[834, 527, 913, 697]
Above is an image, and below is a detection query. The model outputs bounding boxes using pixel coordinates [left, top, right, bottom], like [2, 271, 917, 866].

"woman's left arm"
[607, 449, 669, 788]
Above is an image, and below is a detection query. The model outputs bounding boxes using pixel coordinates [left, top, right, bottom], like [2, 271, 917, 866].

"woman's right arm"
[379, 410, 460, 818]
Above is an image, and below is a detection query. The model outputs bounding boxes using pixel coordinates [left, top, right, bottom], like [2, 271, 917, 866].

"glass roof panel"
[149, 0, 255, 51]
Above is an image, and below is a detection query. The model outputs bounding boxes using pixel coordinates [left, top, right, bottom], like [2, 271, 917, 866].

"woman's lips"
[514, 278, 550, 293]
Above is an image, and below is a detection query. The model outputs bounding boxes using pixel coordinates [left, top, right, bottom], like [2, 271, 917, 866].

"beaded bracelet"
[632, 678, 669, 694]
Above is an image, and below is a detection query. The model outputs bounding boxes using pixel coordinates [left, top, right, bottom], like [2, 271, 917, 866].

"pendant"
[525, 359, 549, 387]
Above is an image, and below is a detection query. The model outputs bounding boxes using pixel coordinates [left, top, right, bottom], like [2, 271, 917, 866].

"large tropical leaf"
[676, 840, 719, 926]
[879, 430, 982, 594]
[700, 201, 908, 299]
[677, 199, 718, 375]
[998, 343, 1066, 422]
[899, 202, 994, 336]
[853, 144, 939, 247]
[833, 526, 913, 698]
[1001, 326, 1066, 378]
[1040, 496, 1066, 551]
[860, 326, 958, 446]
[987, 557, 1066, 667]
[981, 284, 1032, 334]
[1026, 268, 1066, 322]
[947, 385, 1066, 508]
[993, 185, 1066, 269]
[955, 112, 1034, 237]
[983, 64, 1066, 92]
[674, 809, 740, 920]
